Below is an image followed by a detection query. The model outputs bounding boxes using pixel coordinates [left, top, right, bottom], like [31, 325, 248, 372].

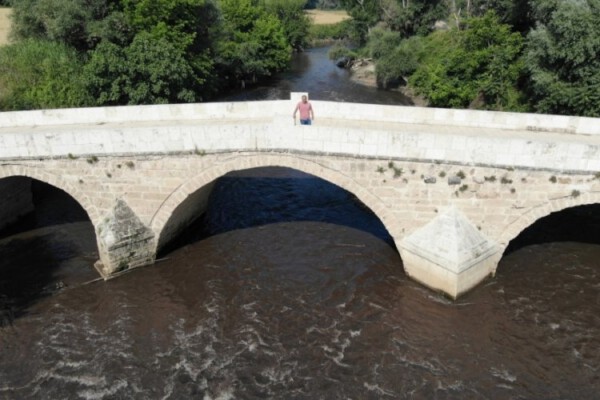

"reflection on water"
[1, 168, 600, 399]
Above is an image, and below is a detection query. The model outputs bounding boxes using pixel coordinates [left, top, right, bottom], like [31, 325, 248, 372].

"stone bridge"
[1, 93, 600, 298]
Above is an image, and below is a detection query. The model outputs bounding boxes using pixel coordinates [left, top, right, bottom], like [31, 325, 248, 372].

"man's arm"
[310, 104, 314, 120]
[293, 103, 299, 118]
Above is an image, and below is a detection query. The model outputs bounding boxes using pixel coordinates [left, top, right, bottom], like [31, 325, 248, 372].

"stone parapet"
[1, 97, 600, 297]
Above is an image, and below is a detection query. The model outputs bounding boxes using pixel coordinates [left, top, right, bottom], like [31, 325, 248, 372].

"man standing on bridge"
[293, 95, 314, 125]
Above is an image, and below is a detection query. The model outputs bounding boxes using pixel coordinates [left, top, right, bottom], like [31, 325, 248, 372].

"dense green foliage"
[2, 0, 304, 110]
[216, 0, 290, 88]
[4, 0, 599, 117]
[261, 0, 311, 50]
[0, 39, 88, 110]
[309, 19, 350, 43]
[83, 31, 200, 105]
[334, 0, 598, 116]
[525, 0, 600, 117]
[410, 12, 525, 110]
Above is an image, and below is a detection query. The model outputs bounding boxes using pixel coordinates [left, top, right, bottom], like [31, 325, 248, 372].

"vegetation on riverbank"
[0, 0, 311, 110]
[331, 0, 600, 117]
[3, 0, 597, 117]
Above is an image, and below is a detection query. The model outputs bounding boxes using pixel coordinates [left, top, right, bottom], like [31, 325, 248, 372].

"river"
[1, 48, 599, 399]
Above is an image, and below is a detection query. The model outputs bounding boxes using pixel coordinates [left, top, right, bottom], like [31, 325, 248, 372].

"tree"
[83, 32, 199, 105]
[0, 39, 89, 110]
[216, 0, 290, 88]
[410, 11, 525, 110]
[525, 0, 600, 117]
[450, 0, 533, 32]
[260, 0, 312, 51]
[339, 0, 379, 44]
[375, 34, 421, 88]
[10, 0, 114, 51]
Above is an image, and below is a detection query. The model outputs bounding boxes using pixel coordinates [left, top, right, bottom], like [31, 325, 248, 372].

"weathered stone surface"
[448, 176, 462, 185]
[399, 207, 500, 298]
[1, 97, 600, 298]
[95, 199, 155, 278]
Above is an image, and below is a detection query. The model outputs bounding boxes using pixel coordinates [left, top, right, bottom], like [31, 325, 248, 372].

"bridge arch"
[151, 154, 400, 253]
[0, 165, 100, 225]
[498, 192, 600, 260]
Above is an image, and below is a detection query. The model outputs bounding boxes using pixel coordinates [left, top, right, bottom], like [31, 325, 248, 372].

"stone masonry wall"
[2, 152, 599, 274]
[1, 100, 600, 283]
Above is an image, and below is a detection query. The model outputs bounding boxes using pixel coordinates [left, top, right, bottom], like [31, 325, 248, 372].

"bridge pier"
[398, 208, 502, 299]
[94, 199, 156, 278]
[0, 177, 34, 232]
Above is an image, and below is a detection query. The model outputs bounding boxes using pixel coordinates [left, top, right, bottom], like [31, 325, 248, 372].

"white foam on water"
[490, 367, 517, 383]
[203, 387, 236, 400]
[77, 379, 127, 400]
[47, 372, 107, 387]
[363, 382, 395, 397]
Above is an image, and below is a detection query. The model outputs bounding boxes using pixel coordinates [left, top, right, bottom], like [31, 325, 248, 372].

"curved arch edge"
[149, 154, 402, 256]
[499, 193, 600, 249]
[0, 165, 100, 225]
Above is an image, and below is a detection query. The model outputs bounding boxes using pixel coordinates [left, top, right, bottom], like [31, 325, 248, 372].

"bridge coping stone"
[1, 99, 599, 135]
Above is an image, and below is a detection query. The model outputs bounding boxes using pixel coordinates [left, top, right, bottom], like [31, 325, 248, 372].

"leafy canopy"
[525, 0, 600, 117]
[410, 11, 525, 110]
[0, 39, 89, 110]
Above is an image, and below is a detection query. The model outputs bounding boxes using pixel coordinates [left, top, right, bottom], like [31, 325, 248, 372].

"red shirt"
[296, 101, 312, 120]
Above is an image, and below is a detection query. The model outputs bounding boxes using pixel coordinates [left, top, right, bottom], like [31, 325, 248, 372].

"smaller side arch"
[150, 154, 401, 253]
[0, 165, 100, 225]
[499, 192, 600, 254]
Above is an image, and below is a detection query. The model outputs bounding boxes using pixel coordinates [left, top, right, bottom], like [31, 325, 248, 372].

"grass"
[305, 10, 350, 25]
[0, 8, 11, 47]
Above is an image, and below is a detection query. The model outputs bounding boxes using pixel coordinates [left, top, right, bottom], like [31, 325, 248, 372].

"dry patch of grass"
[306, 10, 350, 25]
[0, 8, 11, 46]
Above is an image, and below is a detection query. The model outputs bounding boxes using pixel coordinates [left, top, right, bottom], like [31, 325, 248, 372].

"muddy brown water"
[1, 170, 599, 399]
[1, 49, 600, 398]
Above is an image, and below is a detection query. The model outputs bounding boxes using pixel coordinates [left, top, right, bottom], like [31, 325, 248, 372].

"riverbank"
[346, 58, 428, 106]
[0, 8, 11, 46]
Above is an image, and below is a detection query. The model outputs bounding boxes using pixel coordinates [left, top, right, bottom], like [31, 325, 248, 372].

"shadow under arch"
[0, 165, 100, 226]
[499, 193, 600, 260]
[151, 154, 401, 255]
[0, 170, 100, 326]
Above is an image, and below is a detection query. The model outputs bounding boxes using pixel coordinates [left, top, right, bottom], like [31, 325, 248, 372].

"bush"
[364, 27, 402, 59]
[308, 20, 350, 41]
[0, 39, 89, 110]
[83, 32, 199, 106]
[375, 38, 422, 88]
[409, 12, 526, 110]
[327, 43, 357, 61]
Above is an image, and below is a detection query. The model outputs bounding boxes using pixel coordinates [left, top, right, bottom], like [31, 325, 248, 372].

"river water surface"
[1, 48, 599, 399]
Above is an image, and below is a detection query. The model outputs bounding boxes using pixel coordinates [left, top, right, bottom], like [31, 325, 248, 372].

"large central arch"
[150, 154, 401, 254]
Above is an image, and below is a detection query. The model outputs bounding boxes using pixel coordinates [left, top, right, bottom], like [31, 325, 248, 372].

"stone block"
[95, 199, 156, 278]
[398, 207, 501, 298]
